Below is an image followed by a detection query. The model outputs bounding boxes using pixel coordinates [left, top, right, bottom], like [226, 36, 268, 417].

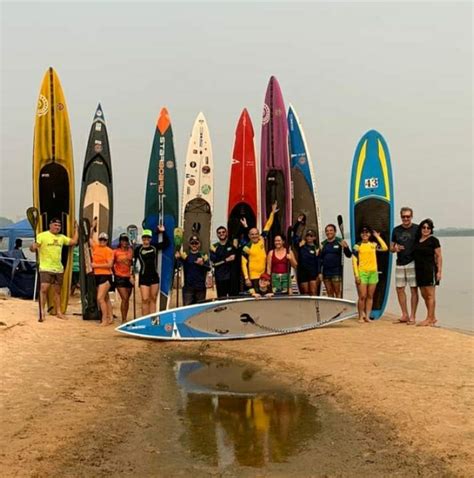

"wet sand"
[0, 296, 473, 477]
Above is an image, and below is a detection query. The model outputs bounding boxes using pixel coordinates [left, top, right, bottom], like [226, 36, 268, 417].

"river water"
[343, 236, 474, 332]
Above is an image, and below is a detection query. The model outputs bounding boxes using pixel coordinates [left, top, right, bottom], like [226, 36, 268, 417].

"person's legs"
[148, 283, 159, 314]
[409, 287, 419, 322]
[323, 279, 335, 297]
[299, 282, 309, 294]
[53, 283, 66, 319]
[332, 278, 343, 298]
[195, 288, 206, 303]
[105, 290, 113, 324]
[97, 281, 111, 325]
[117, 287, 131, 322]
[140, 285, 151, 316]
[39, 281, 50, 320]
[396, 287, 409, 321]
[308, 280, 318, 296]
[357, 283, 368, 322]
[418, 286, 436, 326]
[182, 287, 194, 306]
[365, 284, 377, 322]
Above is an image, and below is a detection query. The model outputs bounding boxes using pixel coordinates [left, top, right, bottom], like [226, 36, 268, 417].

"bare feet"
[393, 316, 409, 324]
[363, 316, 371, 323]
[417, 319, 431, 327]
[407, 318, 416, 325]
[430, 319, 438, 327]
[56, 314, 68, 320]
[358, 319, 365, 324]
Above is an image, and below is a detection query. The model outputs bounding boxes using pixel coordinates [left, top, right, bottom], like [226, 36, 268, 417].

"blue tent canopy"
[0, 219, 34, 251]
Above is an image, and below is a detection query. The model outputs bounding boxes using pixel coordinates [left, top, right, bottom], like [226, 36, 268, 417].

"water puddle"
[174, 359, 319, 468]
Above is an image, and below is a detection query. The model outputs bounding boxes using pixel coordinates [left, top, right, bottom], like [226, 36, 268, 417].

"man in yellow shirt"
[242, 202, 277, 290]
[30, 217, 78, 320]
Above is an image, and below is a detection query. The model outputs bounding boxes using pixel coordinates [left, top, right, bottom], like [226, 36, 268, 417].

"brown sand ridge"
[0, 295, 473, 477]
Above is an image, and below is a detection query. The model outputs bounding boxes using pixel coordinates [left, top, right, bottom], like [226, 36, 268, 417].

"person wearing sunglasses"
[30, 217, 79, 320]
[134, 226, 169, 316]
[89, 227, 114, 326]
[413, 219, 442, 327]
[210, 226, 236, 298]
[352, 225, 388, 323]
[113, 233, 134, 323]
[391, 207, 419, 325]
[175, 235, 211, 305]
[320, 224, 352, 298]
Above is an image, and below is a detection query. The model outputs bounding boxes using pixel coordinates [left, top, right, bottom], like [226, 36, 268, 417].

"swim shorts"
[271, 273, 289, 293]
[359, 270, 379, 285]
[95, 274, 113, 287]
[115, 276, 133, 289]
[395, 262, 417, 287]
[39, 271, 64, 286]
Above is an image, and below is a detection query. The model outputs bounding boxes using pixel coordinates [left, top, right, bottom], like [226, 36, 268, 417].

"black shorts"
[297, 268, 319, 283]
[115, 276, 133, 289]
[139, 274, 159, 287]
[95, 274, 113, 287]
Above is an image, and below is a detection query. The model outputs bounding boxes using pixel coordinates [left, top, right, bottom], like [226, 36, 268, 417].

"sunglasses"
[99, 238, 107, 241]
[421, 225, 432, 230]
[217, 231, 227, 234]
[401, 215, 412, 219]
[190, 241, 200, 245]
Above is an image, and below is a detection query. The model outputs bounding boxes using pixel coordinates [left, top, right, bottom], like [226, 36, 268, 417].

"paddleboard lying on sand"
[227, 108, 258, 294]
[182, 112, 213, 254]
[79, 104, 113, 320]
[116, 296, 357, 341]
[350, 130, 394, 319]
[143, 108, 179, 310]
[288, 104, 322, 245]
[261, 76, 291, 247]
[33, 67, 74, 314]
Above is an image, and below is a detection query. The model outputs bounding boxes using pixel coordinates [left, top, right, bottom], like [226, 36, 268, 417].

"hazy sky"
[1, 1, 472, 232]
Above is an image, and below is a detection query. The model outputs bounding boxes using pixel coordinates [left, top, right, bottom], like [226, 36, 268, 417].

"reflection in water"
[175, 360, 320, 468]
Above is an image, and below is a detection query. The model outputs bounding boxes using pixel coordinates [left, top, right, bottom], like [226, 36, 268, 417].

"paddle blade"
[337, 215, 345, 238]
[127, 224, 138, 243]
[174, 227, 184, 250]
[26, 207, 40, 234]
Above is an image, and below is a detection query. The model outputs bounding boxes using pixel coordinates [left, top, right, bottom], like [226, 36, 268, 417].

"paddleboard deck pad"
[116, 296, 357, 341]
[350, 130, 394, 319]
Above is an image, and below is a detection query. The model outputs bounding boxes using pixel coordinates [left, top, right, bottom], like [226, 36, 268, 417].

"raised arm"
[373, 231, 388, 251]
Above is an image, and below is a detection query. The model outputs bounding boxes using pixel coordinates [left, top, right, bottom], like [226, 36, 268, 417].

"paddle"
[337, 215, 345, 298]
[127, 224, 138, 319]
[286, 226, 294, 295]
[26, 207, 43, 322]
[173, 227, 184, 308]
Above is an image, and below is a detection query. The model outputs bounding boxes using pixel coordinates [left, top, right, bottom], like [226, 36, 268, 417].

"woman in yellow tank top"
[352, 226, 388, 323]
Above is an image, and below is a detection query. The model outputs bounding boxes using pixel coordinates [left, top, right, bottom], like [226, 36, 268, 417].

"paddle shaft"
[337, 215, 345, 298]
[26, 207, 42, 321]
[127, 225, 138, 320]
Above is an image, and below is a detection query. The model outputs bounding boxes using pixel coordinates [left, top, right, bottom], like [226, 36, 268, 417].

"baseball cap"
[189, 234, 200, 243]
[305, 229, 316, 236]
[119, 233, 129, 242]
[260, 273, 271, 281]
[98, 232, 108, 240]
[142, 229, 153, 238]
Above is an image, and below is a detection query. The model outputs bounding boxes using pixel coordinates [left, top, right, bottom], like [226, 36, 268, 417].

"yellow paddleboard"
[33, 67, 75, 314]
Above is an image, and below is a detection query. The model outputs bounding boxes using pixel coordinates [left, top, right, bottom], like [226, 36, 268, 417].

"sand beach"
[0, 296, 473, 477]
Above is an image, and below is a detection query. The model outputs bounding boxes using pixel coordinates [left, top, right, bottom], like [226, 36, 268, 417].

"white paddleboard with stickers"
[181, 112, 214, 255]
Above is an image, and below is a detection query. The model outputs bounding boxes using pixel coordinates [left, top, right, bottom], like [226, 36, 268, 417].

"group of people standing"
[29, 205, 442, 327]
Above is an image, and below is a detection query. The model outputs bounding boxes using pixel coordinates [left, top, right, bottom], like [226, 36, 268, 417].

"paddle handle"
[26, 207, 43, 321]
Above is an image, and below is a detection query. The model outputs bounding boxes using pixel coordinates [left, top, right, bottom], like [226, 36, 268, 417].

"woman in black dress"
[413, 219, 442, 326]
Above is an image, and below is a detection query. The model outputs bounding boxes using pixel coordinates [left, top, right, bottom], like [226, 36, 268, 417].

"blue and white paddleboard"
[116, 296, 357, 341]
[349, 130, 394, 319]
[288, 105, 322, 245]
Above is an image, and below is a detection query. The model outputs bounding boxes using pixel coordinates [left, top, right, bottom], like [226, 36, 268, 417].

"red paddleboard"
[227, 108, 258, 238]
[227, 109, 257, 296]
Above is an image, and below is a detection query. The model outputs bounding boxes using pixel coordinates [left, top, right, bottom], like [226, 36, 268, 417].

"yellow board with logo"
[33, 67, 74, 314]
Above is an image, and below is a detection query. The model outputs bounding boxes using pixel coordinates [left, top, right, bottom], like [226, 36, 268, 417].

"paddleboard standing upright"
[143, 108, 179, 311]
[260, 76, 291, 249]
[227, 108, 258, 295]
[288, 105, 322, 245]
[32, 67, 75, 314]
[350, 130, 394, 319]
[181, 112, 213, 256]
[79, 104, 113, 320]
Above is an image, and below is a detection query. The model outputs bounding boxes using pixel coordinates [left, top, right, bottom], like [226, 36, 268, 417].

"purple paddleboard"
[260, 76, 291, 247]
